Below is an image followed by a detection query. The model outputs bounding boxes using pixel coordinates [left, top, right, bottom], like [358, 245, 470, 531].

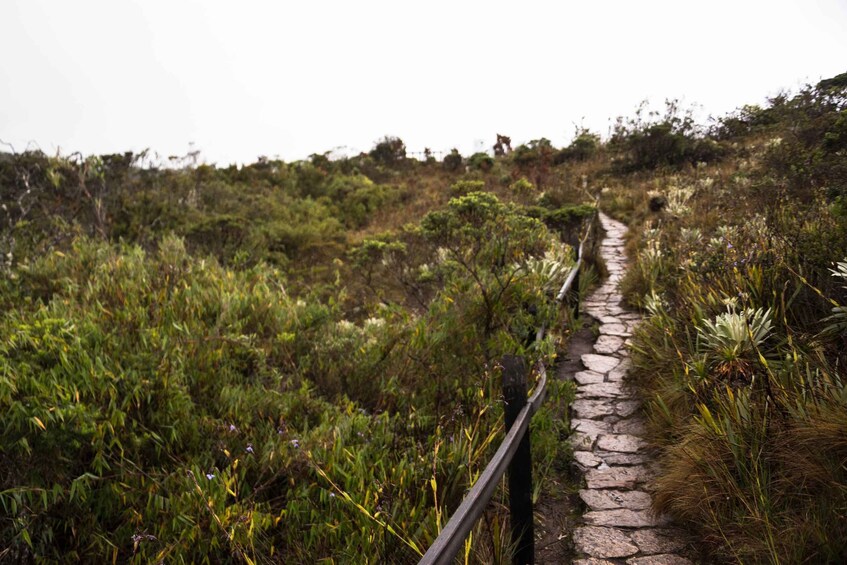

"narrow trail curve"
[568, 213, 693, 565]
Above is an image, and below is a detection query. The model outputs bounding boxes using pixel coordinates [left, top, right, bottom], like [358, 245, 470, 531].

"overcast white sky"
[2, 0, 846, 165]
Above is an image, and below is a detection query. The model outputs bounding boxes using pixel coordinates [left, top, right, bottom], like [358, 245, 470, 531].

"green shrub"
[619, 110, 847, 560]
[442, 148, 463, 172]
[1, 184, 577, 562]
[510, 177, 535, 195]
[715, 103, 780, 139]
[449, 179, 485, 196]
[554, 129, 600, 163]
[369, 136, 406, 166]
[610, 100, 726, 170]
[467, 152, 494, 171]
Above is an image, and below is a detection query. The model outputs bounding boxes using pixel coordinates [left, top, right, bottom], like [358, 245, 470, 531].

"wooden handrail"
[419, 206, 597, 565]
[418, 382, 537, 564]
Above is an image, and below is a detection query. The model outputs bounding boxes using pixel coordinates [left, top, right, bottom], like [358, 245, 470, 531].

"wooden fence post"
[501, 355, 534, 565]
[571, 243, 581, 315]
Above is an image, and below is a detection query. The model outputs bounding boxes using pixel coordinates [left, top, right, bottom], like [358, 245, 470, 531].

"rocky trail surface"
[569, 213, 695, 565]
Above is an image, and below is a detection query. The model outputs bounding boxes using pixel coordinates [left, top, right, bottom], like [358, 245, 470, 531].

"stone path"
[569, 214, 692, 565]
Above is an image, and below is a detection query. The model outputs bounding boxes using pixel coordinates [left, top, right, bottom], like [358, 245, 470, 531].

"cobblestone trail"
[570, 214, 692, 565]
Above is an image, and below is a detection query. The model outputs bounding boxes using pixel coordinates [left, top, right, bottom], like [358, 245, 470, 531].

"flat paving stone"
[607, 372, 626, 383]
[577, 382, 626, 399]
[579, 489, 653, 510]
[600, 323, 631, 337]
[599, 315, 623, 324]
[627, 555, 693, 565]
[584, 508, 664, 528]
[573, 399, 616, 419]
[575, 451, 604, 468]
[594, 335, 625, 355]
[575, 370, 606, 384]
[608, 364, 632, 382]
[581, 353, 621, 373]
[595, 451, 651, 466]
[631, 529, 688, 554]
[597, 434, 645, 453]
[572, 418, 614, 436]
[616, 400, 642, 417]
[614, 417, 647, 435]
[574, 526, 638, 558]
[570, 213, 693, 564]
[572, 432, 596, 451]
[585, 466, 646, 489]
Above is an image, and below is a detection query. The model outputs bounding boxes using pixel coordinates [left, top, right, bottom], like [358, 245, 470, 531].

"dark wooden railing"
[419, 210, 597, 565]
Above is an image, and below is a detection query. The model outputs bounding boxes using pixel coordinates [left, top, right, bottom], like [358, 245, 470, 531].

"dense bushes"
[760, 81, 847, 204]
[0, 188, 580, 562]
[610, 100, 727, 171]
[609, 72, 847, 563]
[554, 129, 600, 164]
[442, 148, 463, 172]
[369, 136, 407, 166]
[467, 152, 494, 172]
[0, 150, 404, 276]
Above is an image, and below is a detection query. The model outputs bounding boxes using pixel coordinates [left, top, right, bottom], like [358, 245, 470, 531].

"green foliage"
[522, 204, 596, 244]
[467, 152, 494, 172]
[449, 179, 485, 196]
[369, 136, 407, 167]
[760, 78, 847, 203]
[615, 78, 847, 562]
[715, 103, 780, 139]
[1, 178, 576, 561]
[697, 305, 773, 379]
[554, 128, 601, 163]
[0, 149, 408, 278]
[817, 71, 847, 92]
[442, 148, 463, 172]
[610, 100, 727, 170]
[821, 259, 847, 339]
[511, 139, 555, 189]
[510, 177, 535, 195]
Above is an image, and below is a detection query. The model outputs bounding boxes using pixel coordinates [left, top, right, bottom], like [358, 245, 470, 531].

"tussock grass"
[606, 75, 847, 563]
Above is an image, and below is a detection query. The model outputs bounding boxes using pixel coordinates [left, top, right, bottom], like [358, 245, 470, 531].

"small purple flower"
[329, 492, 336, 498]
[727, 243, 733, 249]
[246, 444, 254, 454]
[228, 424, 237, 432]
[206, 473, 215, 480]
[290, 439, 300, 449]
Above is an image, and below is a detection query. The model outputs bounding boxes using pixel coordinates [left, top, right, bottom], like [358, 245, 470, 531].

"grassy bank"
[599, 74, 847, 563]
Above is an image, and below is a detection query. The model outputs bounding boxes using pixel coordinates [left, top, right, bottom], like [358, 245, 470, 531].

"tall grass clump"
[616, 72, 847, 563]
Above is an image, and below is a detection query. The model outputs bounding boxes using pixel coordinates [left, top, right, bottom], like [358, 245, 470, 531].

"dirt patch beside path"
[534, 318, 597, 564]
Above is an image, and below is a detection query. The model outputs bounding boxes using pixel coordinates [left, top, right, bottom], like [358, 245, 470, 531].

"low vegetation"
[0, 139, 594, 562]
[3, 69, 845, 563]
[602, 73, 847, 563]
